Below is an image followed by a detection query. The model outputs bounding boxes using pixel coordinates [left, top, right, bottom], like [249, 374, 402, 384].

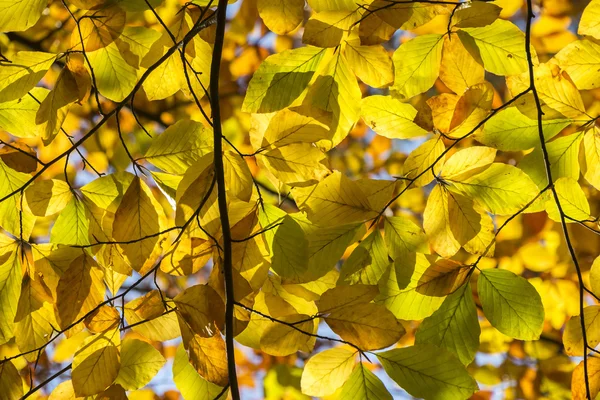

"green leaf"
[339, 229, 390, 285]
[519, 132, 583, 189]
[243, 47, 326, 113]
[336, 363, 392, 400]
[391, 34, 444, 99]
[477, 107, 570, 151]
[115, 338, 166, 390]
[458, 19, 531, 75]
[415, 284, 480, 365]
[377, 344, 478, 400]
[477, 268, 544, 340]
[376, 254, 450, 320]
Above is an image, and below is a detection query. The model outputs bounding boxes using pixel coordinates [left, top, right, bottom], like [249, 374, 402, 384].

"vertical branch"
[524, 0, 591, 398]
[210, 1, 240, 399]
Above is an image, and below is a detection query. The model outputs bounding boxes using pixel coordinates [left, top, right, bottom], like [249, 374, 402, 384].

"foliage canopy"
[1, 0, 600, 399]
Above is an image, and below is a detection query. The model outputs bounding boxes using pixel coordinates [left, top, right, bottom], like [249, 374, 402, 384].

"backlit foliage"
[1, 0, 600, 399]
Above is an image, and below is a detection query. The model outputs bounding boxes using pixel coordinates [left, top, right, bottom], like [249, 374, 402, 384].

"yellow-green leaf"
[243, 47, 326, 113]
[415, 284, 480, 365]
[300, 346, 357, 397]
[377, 344, 478, 400]
[391, 34, 444, 99]
[478, 268, 544, 340]
[115, 338, 166, 390]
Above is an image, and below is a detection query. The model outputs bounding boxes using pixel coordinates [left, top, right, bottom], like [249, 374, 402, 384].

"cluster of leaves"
[1, 0, 600, 399]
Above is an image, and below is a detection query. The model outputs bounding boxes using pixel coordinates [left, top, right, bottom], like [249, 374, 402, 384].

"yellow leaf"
[458, 19, 530, 76]
[424, 185, 461, 257]
[293, 171, 377, 226]
[376, 254, 450, 320]
[260, 143, 330, 187]
[384, 216, 429, 260]
[261, 106, 332, 148]
[303, 11, 357, 48]
[0, 0, 46, 32]
[224, 151, 253, 202]
[344, 41, 393, 88]
[112, 176, 165, 273]
[572, 357, 600, 400]
[439, 35, 485, 94]
[14, 275, 56, 361]
[590, 256, 600, 298]
[477, 107, 570, 151]
[71, 329, 121, 397]
[563, 305, 600, 356]
[0, 360, 22, 400]
[361, 95, 428, 139]
[451, 2, 501, 28]
[0, 51, 56, 103]
[174, 284, 225, 337]
[403, 136, 445, 187]
[180, 322, 229, 387]
[300, 346, 357, 397]
[579, 0, 600, 39]
[440, 146, 496, 181]
[161, 236, 212, 276]
[115, 339, 166, 390]
[35, 76, 75, 145]
[73, 5, 126, 52]
[0, 250, 22, 344]
[392, 34, 444, 99]
[124, 291, 180, 342]
[580, 127, 600, 190]
[24, 179, 73, 217]
[324, 302, 405, 350]
[56, 253, 105, 331]
[173, 344, 227, 400]
[546, 177, 590, 223]
[553, 39, 600, 90]
[84, 305, 121, 333]
[258, 0, 304, 35]
[259, 314, 317, 356]
[144, 120, 213, 175]
[0, 160, 36, 239]
[143, 50, 185, 101]
[305, 50, 361, 149]
[507, 63, 587, 119]
[87, 42, 137, 102]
